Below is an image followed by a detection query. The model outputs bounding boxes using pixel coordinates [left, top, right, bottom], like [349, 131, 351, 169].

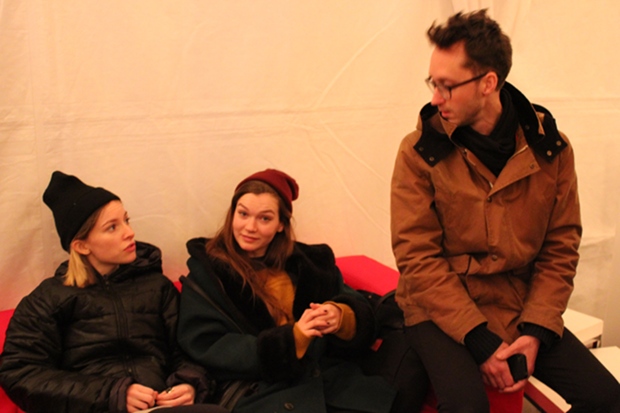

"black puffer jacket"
[0, 242, 212, 413]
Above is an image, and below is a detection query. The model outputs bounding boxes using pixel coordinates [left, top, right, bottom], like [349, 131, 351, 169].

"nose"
[123, 222, 135, 239]
[246, 218, 257, 232]
[430, 88, 446, 106]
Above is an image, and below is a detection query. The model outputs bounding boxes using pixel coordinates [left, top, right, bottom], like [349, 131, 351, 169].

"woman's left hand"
[309, 303, 342, 335]
[155, 384, 196, 406]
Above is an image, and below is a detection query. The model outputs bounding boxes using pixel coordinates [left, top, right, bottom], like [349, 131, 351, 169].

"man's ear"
[71, 239, 90, 255]
[482, 72, 498, 95]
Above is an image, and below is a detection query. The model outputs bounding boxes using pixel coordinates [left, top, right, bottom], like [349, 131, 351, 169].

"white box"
[563, 308, 604, 348]
[524, 308, 605, 412]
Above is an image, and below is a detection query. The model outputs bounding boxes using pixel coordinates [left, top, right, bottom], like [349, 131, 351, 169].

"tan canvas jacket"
[391, 83, 582, 344]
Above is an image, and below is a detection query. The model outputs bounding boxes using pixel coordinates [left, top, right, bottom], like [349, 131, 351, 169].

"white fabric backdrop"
[1, 0, 619, 342]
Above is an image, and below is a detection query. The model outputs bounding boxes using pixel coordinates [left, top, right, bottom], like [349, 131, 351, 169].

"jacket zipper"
[103, 278, 135, 377]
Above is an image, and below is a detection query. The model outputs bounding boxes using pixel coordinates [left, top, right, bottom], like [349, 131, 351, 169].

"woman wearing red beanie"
[177, 169, 396, 413]
[0, 171, 226, 413]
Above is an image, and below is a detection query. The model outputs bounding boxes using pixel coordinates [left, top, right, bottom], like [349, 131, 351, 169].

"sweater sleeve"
[325, 302, 356, 341]
[293, 323, 314, 359]
[464, 323, 503, 364]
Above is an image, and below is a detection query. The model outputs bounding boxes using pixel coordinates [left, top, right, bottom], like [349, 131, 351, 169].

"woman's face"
[232, 192, 284, 258]
[76, 200, 137, 275]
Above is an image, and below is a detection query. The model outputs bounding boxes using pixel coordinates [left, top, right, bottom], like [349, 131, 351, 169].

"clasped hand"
[480, 335, 540, 393]
[296, 302, 342, 338]
[126, 383, 196, 412]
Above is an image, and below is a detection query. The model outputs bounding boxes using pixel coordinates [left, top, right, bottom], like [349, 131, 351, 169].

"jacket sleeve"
[158, 280, 214, 403]
[327, 280, 377, 350]
[520, 133, 581, 337]
[391, 134, 488, 343]
[0, 285, 123, 413]
[256, 245, 377, 382]
[177, 258, 264, 383]
[294, 243, 377, 351]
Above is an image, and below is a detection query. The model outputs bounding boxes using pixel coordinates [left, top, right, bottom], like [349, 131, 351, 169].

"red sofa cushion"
[335, 255, 524, 413]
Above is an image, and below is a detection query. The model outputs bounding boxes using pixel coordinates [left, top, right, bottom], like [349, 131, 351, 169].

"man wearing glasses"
[390, 9, 620, 412]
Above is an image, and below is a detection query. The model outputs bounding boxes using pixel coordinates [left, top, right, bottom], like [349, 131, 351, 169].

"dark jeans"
[406, 321, 620, 413]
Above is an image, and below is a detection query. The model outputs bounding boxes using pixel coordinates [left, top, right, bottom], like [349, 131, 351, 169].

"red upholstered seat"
[335, 255, 524, 413]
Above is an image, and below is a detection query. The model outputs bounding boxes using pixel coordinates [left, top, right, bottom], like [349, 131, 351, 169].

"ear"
[481, 72, 498, 95]
[71, 239, 91, 256]
[277, 222, 284, 233]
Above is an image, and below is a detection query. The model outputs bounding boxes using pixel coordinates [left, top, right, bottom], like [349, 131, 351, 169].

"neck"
[470, 92, 503, 136]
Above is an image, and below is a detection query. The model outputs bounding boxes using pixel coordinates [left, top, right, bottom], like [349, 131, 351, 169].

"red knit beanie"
[235, 169, 299, 212]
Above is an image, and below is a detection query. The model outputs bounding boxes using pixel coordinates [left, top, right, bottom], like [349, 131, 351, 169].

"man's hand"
[480, 336, 540, 393]
[480, 342, 515, 391]
[156, 384, 196, 406]
[496, 335, 540, 392]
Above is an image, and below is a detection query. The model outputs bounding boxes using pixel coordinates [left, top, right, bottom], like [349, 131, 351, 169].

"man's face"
[427, 42, 486, 128]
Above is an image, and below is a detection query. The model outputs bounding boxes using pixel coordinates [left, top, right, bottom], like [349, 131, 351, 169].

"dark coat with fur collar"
[177, 237, 395, 413]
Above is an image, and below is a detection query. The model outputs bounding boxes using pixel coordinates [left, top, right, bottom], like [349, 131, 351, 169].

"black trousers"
[359, 328, 430, 413]
[406, 321, 620, 413]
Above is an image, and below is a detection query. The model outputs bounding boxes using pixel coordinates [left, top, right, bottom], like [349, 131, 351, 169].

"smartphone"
[507, 353, 529, 381]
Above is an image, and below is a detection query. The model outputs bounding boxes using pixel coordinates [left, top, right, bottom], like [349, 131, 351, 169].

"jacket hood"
[414, 82, 566, 167]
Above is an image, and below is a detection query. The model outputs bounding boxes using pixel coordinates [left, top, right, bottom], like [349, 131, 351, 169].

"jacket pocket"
[447, 254, 481, 277]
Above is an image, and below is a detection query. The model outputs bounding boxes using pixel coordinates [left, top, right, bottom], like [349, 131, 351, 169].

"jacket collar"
[414, 82, 566, 166]
[186, 238, 339, 331]
[54, 241, 163, 283]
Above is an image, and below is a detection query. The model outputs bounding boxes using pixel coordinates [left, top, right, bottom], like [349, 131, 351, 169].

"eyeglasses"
[425, 72, 488, 100]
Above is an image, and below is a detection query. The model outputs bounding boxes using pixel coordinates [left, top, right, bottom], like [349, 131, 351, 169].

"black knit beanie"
[43, 171, 120, 251]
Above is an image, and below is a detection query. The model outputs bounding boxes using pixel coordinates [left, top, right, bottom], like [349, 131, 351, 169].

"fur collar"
[186, 238, 339, 331]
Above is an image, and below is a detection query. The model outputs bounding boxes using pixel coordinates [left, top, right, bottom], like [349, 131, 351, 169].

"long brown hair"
[206, 180, 295, 303]
[64, 205, 105, 288]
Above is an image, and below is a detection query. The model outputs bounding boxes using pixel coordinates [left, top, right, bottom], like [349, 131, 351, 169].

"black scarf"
[454, 88, 518, 176]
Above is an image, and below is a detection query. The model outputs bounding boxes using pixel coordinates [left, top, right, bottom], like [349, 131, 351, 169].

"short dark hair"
[427, 9, 512, 89]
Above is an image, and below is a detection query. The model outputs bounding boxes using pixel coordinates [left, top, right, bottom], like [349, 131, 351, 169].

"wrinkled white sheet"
[1, 0, 619, 342]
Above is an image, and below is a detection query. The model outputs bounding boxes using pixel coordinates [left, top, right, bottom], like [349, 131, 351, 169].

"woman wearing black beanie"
[0, 171, 226, 413]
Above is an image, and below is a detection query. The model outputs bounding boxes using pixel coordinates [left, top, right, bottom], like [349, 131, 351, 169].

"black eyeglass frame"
[425, 72, 489, 100]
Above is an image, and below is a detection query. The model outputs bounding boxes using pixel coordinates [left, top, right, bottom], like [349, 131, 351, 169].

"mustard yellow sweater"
[262, 269, 356, 359]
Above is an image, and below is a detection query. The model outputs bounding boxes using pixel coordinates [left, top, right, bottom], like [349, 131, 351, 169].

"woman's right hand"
[295, 305, 331, 338]
[126, 383, 157, 412]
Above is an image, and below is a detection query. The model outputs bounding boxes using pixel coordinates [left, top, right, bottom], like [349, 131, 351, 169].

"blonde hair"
[64, 206, 102, 288]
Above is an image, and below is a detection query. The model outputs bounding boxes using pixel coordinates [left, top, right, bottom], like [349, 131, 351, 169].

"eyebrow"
[237, 202, 277, 215]
[99, 212, 128, 228]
